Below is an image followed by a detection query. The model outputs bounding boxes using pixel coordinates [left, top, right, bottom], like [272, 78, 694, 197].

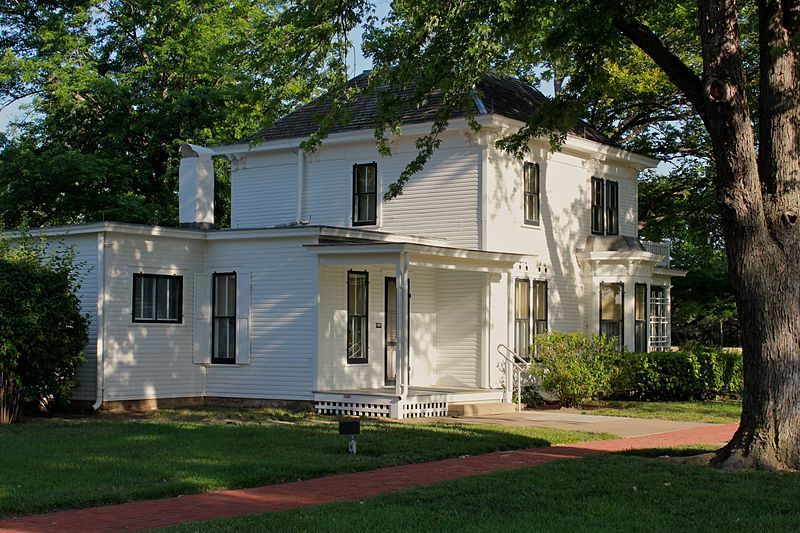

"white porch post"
[395, 252, 410, 399]
[505, 273, 514, 403]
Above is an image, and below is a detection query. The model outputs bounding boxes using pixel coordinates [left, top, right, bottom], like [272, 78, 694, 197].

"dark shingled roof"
[246, 71, 614, 147]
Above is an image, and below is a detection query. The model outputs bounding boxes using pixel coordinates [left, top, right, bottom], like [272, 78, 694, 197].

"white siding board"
[435, 270, 482, 387]
[203, 238, 317, 400]
[53, 234, 100, 400]
[231, 163, 297, 228]
[102, 234, 205, 401]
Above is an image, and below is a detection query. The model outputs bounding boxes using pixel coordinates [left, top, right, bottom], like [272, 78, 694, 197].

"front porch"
[314, 386, 505, 418]
[308, 240, 520, 419]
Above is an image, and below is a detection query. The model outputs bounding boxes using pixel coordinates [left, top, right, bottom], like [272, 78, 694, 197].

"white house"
[41, 73, 685, 418]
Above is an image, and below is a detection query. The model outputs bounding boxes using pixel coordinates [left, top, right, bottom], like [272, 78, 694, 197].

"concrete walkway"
[0, 422, 738, 533]
[425, 409, 717, 437]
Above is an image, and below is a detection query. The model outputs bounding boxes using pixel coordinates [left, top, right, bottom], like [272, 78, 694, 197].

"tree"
[0, 232, 89, 423]
[0, 0, 334, 227]
[288, 0, 797, 470]
[638, 166, 739, 347]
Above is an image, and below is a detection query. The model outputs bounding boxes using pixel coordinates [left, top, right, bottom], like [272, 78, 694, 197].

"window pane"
[226, 275, 236, 315]
[515, 319, 530, 358]
[600, 283, 622, 321]
[139, 276, 156, 319]
[348, 273, 367, 315]
[167, 278, 180, 320]
[601, 321, 621, 342]
[214, 274, 236, 317]
[533, 282, 547, 321]
[348, 316, 367, 360]
[133, 277, 143, 319]
[635, 284, 646, 321]
[156, 277, 168, 320]
[515, 280, 529, 319]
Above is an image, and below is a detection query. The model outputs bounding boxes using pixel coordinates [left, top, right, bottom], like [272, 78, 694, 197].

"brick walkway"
[0, 423, 738, 533]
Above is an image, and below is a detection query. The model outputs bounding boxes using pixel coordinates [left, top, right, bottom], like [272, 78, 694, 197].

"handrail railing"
[497, 344, 531, 412]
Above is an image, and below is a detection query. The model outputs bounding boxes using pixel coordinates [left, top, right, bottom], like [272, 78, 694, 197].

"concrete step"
[447, 402, 521, 417]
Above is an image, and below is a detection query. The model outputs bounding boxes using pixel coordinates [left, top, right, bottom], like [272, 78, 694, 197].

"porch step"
[447, 402, 520, 417]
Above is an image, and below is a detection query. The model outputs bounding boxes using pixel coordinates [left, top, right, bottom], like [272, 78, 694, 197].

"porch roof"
[305, 241, 522, 273]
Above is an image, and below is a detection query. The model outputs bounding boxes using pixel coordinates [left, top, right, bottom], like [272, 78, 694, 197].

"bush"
[0, 232, 88, 423]
[530, 333, 620, 407]
[613, 348, 743, 401]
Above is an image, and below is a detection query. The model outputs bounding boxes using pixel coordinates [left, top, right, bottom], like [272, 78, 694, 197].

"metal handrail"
[497, 344, 531, 412]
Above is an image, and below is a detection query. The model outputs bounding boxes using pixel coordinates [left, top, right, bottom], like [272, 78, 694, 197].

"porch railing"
[640, 240, 671, 267]
[497, 344, 531, 412]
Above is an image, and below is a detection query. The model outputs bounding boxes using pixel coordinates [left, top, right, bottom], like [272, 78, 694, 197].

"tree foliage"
[0, 0, 340, 227]
[0, 231, 89, 423]
[292, 0, 799, 471]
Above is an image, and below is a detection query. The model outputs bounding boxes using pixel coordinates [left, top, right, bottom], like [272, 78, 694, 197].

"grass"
[584, 400, 742, 424]
[162, 449, 800, 532]
[0, 407, 607, 518]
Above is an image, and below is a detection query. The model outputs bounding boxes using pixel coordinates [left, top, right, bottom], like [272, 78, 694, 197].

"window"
[591, 177, 619, 235]
[514, 279, 530, 358]
[591, 177, 604, 234]
[132, 274, 182, 323]
[212, 273, 236, 364]
[605, 180, 619, 235]
[635, 283, 647, 353]
[524, 162, 540, 225]
[533, 281, 548, 335]
[515, 279, 548, 359]
[347, 271, 369, 363]
[353, 163, 377, 226]
[600, 282, 623, 350]
[649, 286, 669, 351]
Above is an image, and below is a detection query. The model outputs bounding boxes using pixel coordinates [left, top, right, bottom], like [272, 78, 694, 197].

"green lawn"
[162, 450, 800, 532]
[0, 407, 605, 518]
[584, 400, 741, 424]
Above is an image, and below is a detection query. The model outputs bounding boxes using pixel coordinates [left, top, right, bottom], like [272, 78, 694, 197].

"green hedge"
[613, 349, 743, 401]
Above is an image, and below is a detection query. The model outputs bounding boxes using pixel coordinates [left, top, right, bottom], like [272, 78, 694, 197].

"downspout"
[296, 148, 308, 224]
[92, 231, 106, 410]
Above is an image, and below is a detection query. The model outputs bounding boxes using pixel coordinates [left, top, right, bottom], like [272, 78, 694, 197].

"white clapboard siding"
[379, 148, 480, 248]
[102, 233, 206, 401]
[53, 234, 100, 401]
[435, 270, 482, 387]
[231, 152, 298, 228]
[193, 274, 211, 364]
[408, 268, 436, 387]
[203, 237, 317, 400]
[230, 132, 480, 247]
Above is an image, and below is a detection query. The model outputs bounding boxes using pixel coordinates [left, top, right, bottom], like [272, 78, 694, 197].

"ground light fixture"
[338, 418, 361, 454]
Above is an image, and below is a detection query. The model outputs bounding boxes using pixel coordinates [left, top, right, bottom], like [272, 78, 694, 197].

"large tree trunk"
[612, 0, 799, 470]
[698, 0, 800, 471]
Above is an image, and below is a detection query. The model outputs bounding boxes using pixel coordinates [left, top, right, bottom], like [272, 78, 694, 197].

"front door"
[384, 277, 397, 386]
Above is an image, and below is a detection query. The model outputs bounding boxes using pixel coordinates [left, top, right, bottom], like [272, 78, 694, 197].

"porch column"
[505, 273, 514, 403]
[395, 252, 410, 399]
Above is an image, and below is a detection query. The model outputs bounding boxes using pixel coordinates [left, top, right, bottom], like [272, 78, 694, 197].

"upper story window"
[133, 274, 182, 323]
[353, 163, 377, 226]
[591, 177, 619, 235]
[523, 162, 541, 226]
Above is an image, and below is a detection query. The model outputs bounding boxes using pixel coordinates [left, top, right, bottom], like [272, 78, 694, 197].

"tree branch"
[612, 13, 707, 117]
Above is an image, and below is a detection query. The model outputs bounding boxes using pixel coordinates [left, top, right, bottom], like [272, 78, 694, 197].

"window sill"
[521, 223, 542, 230]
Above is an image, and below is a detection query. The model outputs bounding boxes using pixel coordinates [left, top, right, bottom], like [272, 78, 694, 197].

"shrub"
[613, 348, 743, 401]
[530, 333, 620, 407]
[0, 232, 88, 423]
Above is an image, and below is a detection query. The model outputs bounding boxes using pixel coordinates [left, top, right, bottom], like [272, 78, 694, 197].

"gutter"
[92, 232, 106, 410]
